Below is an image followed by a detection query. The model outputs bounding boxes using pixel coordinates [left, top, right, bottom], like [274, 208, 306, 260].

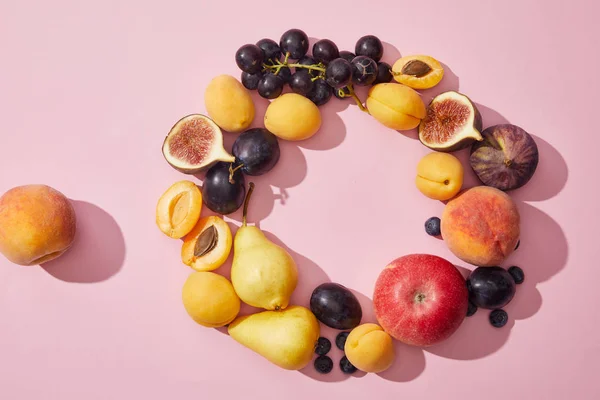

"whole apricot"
[0, 184, 76, 266]
[366, 83, 426, 131]
[182, 271, 240, 328]
[264, 93, 321, 141]
[344, 323, 395, 373]
[416, 152, 464, 201]
[204, 74, 255, 133]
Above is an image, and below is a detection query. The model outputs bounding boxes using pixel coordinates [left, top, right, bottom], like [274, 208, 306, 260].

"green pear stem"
[242, 182, 255, 227]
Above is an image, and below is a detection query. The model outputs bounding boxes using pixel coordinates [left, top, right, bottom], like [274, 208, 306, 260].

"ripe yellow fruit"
[344, 323, 395, 373]
[264, 93, 321, 141]
[366, 83, 426, 131]
[204, 74, 255, 133]
[182, 271, 240, 328]
[415, 152, 464, 201]
[392, 55, 444, 90]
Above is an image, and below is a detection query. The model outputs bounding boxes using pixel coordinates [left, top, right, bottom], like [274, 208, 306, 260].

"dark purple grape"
[374, 61, 393, 84]
[310, 282, 362, 330]
[325, 58, 353, 89]
[202, 162, 245, 215]
[235, 44, 264, 74]
[355, 35, 383, 62]
[339, 51, 355, 63]
[306, 79, 332, 106]
[333, 86, 351, 100]
[351, 56, 378, 86]
[256, 38, 281, 62]
[289, 70, 314, 96]
[279, 28, 309, 59]
[296, 55, 319, 77]
[232, 128, 280, 176]
[257, 73, 284, 99]
[241, 71, 263, 90]
[312, 39, 340, 64]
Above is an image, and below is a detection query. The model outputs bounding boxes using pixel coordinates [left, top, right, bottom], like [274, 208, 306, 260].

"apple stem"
[242, 182, 255, 227]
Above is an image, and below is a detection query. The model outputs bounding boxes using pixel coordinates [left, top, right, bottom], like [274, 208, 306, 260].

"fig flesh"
[418, 91, 483, 152]
[470, 124, 539, 191]
[162, 114, 235, 174]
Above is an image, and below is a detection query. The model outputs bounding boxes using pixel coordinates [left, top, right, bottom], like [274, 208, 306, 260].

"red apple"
[373, 254, 468, 347]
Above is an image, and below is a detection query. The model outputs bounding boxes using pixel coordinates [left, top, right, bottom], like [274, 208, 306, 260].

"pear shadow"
[41, 200, 125, 283]
[509, 135, 569, 202]
[381, 41, 401, 65]
[399, 62, 461, 141]
[429, 202, 567, 360]
[297, 104, 347, 151]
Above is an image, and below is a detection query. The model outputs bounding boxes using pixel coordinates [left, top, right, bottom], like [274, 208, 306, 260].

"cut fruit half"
[418, 91, 483, 152]
[156, 180, 203, 239]
[162, 114, 235, 174]
[181, 216, 232, 272]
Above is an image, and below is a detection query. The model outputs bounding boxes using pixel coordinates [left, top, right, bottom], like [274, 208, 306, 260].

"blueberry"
[340, 356, 357, 374]
[314, 355, 333, 374]
[467, 300, 478, 317]
[335, 331, 349, 350]
[515, 240, 520, 250]
[425, 217, 441, 236]
[489, 309, 508, 328]
[315, 337, 331, 355]
[508, 266, 525, 284]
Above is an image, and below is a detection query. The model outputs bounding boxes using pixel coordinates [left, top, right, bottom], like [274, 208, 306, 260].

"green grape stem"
[344, 84, 369, 113]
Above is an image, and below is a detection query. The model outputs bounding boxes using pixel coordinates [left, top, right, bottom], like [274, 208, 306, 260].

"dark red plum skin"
[310, 283, 362, 330]
[470, 124, 539, 191]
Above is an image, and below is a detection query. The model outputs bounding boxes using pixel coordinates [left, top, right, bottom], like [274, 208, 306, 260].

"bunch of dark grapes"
[235, 31, 394, 107]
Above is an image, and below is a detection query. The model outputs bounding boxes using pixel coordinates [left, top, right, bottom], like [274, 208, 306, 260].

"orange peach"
[441, 186, 520, 267]
[0, 184, 76, 266]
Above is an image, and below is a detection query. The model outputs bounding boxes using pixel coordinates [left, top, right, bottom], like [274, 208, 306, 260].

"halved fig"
[418, 91, 483, 152]
[470, 124, 539, 191]
[162, 114, 235, 174]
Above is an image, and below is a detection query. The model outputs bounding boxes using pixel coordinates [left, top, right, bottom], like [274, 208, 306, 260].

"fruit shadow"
[427, 202, 568, 360]
[41, 200, 125, 283]
[399, 62, 461, 141]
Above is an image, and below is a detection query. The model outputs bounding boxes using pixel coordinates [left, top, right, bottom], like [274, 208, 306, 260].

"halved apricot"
[181, 216, 232, 271]
[391, 55, 444, 90]
[156, 180, 202, 239]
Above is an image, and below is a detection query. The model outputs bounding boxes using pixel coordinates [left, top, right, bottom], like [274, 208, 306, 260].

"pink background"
[0, 0, 597, 398]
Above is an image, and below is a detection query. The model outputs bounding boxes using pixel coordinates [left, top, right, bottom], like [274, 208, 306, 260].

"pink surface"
[0, 0, 597, 398]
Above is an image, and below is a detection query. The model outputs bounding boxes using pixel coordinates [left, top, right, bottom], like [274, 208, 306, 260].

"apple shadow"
[41, 200, 125, 283]
[427, 202, 568, 360]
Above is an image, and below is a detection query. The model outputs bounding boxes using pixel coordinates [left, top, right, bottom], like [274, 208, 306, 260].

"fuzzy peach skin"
[0, 185, 76, 266]
[344, 323, 395, 373]
[441, 186, 520, 267]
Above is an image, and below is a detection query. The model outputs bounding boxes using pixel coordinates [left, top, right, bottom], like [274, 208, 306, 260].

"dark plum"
[310, 282, 362, 330]
[232, 128, 280, 176]
[374, 61, 393, 84]
[467, 266, 517, 309]
[235, 44, 264, 74]
[202, 162, 245, 215]
[256, 38, 281, 61]
[279, 28, 309, 59]
[289, 70, 314, 96]
[351, 56, 378, 86]
[325, 58, 353, 89]
[355, 35, 383, 62]
[339, 51, 355, 63]
[241, 71, 263, 90]
[306, 79, 332, 106]
[257, 73, 284, 99]
[312, 39, 340, 64]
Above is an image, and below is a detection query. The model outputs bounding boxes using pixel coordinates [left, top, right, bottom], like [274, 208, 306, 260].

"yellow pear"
[228, 306, 320, 370]
[231, 183, 298, 310]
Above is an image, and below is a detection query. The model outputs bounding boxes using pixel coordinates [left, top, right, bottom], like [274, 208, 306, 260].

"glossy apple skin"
[373, 254, 468, 347]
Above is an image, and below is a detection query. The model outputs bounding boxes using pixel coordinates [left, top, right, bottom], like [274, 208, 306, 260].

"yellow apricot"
[204, 75, 255, 133]
[181, 216, 232, 272]
[392, 55, 444, 90]
[264, 93, 321, 141]
[366, 83, 426, 131]
[344, 323, 395, 373]
[182, 272, 240, 328]
[415, 152, 464, 201]
[156, 180, 202, 239]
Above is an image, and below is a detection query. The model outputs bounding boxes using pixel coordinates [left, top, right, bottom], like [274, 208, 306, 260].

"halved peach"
[392, 55, 444, 90]
[156, 180, 202, 239]
[181, 216, 232, 271]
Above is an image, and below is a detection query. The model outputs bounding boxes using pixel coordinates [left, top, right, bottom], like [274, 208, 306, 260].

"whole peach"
[0, 185, 76, 266]
[441, 186, 520, 266]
